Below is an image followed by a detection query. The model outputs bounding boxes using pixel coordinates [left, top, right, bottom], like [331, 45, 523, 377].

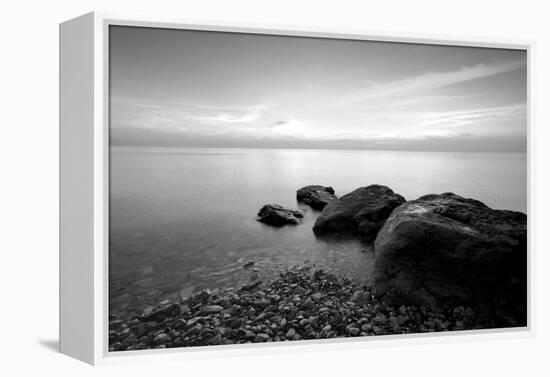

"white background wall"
[1, 0, 548, 375]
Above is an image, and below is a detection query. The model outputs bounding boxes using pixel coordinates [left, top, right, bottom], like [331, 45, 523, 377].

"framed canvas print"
[59, 12, 534, 365]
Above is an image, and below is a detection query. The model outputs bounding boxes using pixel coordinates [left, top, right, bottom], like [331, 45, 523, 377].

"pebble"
[361, 323, 372, 332]
[286, 328, 296, 338]
[153, 333, 171, 345]
[254, 333, 270, 342]
[311, 292, 322, 301]
[374, 313, 387, 325]
[202, 305, 224, 313]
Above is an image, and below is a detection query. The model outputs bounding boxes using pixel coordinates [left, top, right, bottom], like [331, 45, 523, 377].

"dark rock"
[293, 286, 307, 295]
[301, 299, 316, 310]
[257, 204, 304, 226]
[361, 323, 372, 332]
[373, 313, 387, 325]
[351, 290, 371, 305]
[397, 315, 409, 326]
[208, 334, 222, 345]
[313, 185, 406, 241]
[254, 333, 270, 342]
[309, 316, 319, 328]
[297, 185, 337, 210]
[374, 303, 386, 313]
[374, 193, 527, 324]
[188, 289, 211, 305]
[229, 318, 243, 328]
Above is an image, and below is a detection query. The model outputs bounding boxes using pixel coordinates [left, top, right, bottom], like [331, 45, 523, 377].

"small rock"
[230, 318, 243, 328]
[302, 299, 316, 310]
[209, 334, 222, 345]
[374, 313, 387, 325]
[397, 315, 409, 326]
[309, 316, 319, 328]
[257, 204, 304, 226]
[286, 328, 296, 338]
[311, 292, 322, 301]
[351, 291, 371, 305]
[254, 333, 270, 342]
[294, 286, 307, 295]
[202, 305, 224, 313]
[361, 323, 372, 332]
[153, 333, 171, 345]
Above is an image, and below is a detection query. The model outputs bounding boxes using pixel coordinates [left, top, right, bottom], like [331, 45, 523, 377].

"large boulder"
[257, 204, 304, 226]
[297, 185, 337, 210]
[374, 193, 527, 325]
[313, 185, 406, 241]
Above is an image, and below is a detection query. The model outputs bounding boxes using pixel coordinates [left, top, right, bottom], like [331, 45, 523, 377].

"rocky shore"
[110, 184, 527, 351]
[109, 266, 500, 352]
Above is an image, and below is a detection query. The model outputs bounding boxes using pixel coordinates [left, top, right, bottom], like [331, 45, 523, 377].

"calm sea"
[109, 146, 527, 317]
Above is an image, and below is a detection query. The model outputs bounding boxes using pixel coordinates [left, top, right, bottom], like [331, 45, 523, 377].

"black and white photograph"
[107, 25, 527, 352]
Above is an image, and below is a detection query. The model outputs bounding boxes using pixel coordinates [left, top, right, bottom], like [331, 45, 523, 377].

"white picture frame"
[59, 11, 535, 365]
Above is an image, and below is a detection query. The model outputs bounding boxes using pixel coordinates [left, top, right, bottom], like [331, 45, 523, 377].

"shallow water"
[109, 147, 527, 317]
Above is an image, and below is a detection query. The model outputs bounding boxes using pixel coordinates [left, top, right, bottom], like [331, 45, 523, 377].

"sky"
[110, 26, 527, 152]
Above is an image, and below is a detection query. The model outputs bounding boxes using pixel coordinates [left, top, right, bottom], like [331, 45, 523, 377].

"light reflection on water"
[109, 147, 526, 318]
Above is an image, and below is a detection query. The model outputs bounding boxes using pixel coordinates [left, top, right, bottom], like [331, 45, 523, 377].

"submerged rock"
[257, 204, 304, 226]
[313, 185, 406, 241]
[374, 193, 527, 325]
[296, 185, 337, 210]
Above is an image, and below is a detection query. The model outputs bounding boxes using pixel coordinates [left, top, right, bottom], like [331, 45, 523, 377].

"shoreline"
[109, 265, 507, 352]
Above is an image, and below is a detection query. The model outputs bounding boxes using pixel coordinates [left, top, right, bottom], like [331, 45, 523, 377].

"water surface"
[109, 147, 527, 317]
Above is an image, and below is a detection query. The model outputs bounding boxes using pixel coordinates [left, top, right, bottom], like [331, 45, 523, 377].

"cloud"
[111, 100, 269, 136]
[185, 105, 266, 124]
[418, 103, 526, 129]
[270, 120, 323, 138]
[356, 60, 526, 102]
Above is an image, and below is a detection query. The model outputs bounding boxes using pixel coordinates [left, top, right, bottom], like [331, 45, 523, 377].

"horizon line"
[109, 143, 528, 154]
